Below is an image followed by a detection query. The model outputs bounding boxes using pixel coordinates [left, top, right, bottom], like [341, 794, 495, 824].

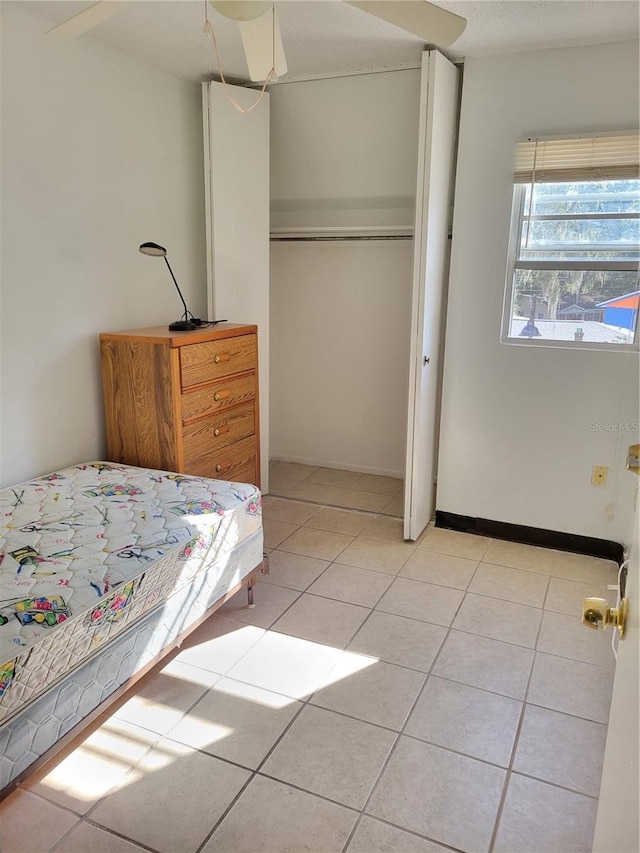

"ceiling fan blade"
[346, 0, 466, 48]
[209, 1, 272, 22]
[45, 0, 130, 39]
[238, 8, 287, 82]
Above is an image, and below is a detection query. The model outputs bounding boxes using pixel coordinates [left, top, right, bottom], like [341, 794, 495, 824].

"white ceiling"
[25, 0, 640, 84]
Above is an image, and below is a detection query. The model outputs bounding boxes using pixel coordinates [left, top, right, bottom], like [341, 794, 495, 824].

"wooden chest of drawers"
[99, 324, 260, 486]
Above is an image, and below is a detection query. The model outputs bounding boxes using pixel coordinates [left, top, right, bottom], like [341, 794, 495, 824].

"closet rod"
[270, 234, 413, 242]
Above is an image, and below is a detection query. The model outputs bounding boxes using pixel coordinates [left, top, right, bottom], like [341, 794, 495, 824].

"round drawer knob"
[214, 428, 220, 437]
[214, 355, 221, 364]
[215, 464, 222, 473]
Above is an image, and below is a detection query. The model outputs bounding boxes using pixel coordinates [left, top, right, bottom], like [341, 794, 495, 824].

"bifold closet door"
[202, 81, 270, 491]
[404, 51, 460, 540]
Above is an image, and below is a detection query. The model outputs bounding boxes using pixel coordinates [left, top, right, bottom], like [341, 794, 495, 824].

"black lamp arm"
[163, 255, 192, 322]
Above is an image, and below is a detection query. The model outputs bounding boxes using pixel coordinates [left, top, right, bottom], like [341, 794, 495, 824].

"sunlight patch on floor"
[33, 718, 157, 802]
[34, 626, 378, 801]
[224, 630, 378, 700]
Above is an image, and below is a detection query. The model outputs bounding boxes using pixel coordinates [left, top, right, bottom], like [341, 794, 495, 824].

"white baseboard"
[270, 454, 404, 481]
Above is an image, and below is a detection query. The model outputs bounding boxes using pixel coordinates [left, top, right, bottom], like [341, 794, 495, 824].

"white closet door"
[404, 52, 460, 540]
[203, 81, 270, 491]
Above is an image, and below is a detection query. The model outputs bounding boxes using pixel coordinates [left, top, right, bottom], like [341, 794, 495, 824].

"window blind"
[514, 133, 640, 183]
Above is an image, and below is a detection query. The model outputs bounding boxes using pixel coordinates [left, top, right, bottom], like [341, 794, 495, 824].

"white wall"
[271, 70, 420, 230]
[438, 40, 640, 544]
[0, 3, 206, 487]
[269, 70, 420, 475]
[270, 240, 413, 476]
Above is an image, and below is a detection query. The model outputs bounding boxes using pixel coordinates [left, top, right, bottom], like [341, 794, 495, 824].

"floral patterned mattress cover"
[0, 462, 262, 721]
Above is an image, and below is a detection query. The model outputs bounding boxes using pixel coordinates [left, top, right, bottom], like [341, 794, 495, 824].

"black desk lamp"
[139, 241, 196, 331]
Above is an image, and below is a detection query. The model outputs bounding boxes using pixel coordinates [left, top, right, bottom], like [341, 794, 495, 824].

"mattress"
[0, 462, 263, 732]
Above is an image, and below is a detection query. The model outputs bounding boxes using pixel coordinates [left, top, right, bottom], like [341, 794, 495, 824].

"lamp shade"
[139, 241, 167, 257]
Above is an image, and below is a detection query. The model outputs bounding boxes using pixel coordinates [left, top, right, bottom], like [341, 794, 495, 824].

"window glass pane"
[528, 181, 640, 216]
[519, 180, 640, 262]
[519, 221, 639, 260]
[508, 269, 639, 345]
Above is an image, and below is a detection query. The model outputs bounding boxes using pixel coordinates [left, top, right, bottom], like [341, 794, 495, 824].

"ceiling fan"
[46, 0, 467, 83]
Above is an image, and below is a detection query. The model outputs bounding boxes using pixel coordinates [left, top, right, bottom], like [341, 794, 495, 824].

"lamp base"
[168, 320, 197, 331]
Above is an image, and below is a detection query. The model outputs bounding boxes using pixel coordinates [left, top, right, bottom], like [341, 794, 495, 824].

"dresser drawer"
[182, 403, 255, 469]
[184, 435, 257, 483]
[180, 334, 257, 388]
[232, 464, 257, 484]
[181, 373, 256, 425]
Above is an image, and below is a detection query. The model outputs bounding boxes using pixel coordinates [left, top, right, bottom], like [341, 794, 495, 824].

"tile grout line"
[71, 676, 216, 828]
[49, 725, 167, 824]
[351, 562, 499, 851]
[192, 566, 411, 853]
[339, 565, 479, 853]
[321, 547, 415, 653]
[345, 551, 498, 852]
[193, 695, 312, 853]
[192, 539, 398, 853]
[273, 475, 391, 498]
[267, 487, 403, 518]
[193, 768, 261, 852]
[501, 768, 600, 801]
[350, 813, 468, 853]
[17, 792, 82, 853]
[65, 820, 162, 853]
[487, 570, 552, 853]
[254, 768, 363, 812]
[194, 527, 425, 850]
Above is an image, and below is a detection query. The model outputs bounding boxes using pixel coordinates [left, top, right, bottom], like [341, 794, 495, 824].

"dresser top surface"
[100, 323, 257, 347]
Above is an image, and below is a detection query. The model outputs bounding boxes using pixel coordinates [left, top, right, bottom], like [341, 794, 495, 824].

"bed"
[0, 462, 266, 795]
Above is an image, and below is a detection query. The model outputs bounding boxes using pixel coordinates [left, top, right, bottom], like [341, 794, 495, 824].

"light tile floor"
[0, 500, 620, 853]
[269, 461, 404, 517]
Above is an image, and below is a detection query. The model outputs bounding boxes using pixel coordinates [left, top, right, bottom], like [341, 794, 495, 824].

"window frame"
[501, 181, 640, 352]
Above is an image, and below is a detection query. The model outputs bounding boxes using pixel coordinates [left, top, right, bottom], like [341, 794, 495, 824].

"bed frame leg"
[247, 581, 256, 609]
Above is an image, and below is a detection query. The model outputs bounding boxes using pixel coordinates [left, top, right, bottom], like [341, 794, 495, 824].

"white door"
[202, 81, 270, 491]
[404, 52, 460, 540]
[592, 493, 639, 853]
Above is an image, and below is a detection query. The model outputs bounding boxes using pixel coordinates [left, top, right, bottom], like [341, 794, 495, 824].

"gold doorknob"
[582, 597, 628, 639]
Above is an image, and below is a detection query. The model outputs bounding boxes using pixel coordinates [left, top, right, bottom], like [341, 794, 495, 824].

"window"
[503, 133, 640, 348]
